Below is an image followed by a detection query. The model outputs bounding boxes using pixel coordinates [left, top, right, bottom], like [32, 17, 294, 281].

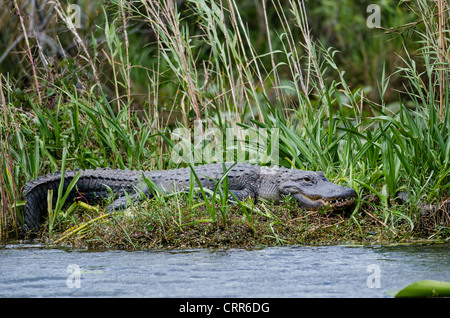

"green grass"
[0, 0, 449, 246]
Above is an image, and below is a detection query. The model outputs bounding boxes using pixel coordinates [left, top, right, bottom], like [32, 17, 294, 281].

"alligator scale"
[22, 163, 357, 234]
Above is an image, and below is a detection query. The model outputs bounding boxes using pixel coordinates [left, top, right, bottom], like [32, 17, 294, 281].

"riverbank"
[35, 195, 448, 250]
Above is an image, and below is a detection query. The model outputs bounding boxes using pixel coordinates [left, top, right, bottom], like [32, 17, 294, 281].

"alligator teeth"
[325, 197, 354, 206]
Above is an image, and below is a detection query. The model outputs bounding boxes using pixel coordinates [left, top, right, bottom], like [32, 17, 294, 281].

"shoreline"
[23, 198, 448, 251]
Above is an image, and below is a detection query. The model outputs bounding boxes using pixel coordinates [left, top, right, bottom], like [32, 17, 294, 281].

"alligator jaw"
[293, 191, 356, 211]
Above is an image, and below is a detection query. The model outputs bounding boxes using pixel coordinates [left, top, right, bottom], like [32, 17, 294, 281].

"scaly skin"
[22, 163, 357, 235]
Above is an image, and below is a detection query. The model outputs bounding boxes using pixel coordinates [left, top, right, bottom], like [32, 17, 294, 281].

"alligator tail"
[22, 168, 141, 236]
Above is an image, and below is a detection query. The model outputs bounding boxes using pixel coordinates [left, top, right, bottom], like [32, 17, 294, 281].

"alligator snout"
[325, 186, 357, 199]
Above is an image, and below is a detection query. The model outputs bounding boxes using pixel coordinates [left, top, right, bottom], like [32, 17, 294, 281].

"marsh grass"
[49, 191, 425, 250]
[0, 0, 449, 245]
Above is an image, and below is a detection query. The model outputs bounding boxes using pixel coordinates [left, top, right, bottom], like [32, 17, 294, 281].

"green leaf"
[394, 280, 450, 298]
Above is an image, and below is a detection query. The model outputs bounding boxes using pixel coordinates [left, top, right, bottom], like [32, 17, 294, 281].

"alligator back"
[144, 163, 260, 193]
[22, 163, 262, 235]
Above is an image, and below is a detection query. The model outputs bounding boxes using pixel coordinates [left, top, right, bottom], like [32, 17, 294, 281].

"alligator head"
[278, 169, 357, 211]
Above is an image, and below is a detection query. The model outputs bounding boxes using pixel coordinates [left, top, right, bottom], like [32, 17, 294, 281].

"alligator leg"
[228, 188, 257, 202]
[106, 186, 152, 212]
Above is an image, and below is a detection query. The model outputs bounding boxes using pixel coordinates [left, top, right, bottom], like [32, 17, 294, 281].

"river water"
[0, 243, 448, 298]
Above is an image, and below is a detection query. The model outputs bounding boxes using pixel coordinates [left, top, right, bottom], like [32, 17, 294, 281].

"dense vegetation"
[0, 0, 449, 248]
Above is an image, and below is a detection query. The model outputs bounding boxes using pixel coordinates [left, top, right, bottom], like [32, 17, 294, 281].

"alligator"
[22, 163, 357, 235]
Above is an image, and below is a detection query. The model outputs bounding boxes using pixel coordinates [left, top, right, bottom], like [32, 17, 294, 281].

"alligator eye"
[294, 176, 312, 182]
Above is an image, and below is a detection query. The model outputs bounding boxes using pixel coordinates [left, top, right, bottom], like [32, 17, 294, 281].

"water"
[0, 243, 449, 298]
